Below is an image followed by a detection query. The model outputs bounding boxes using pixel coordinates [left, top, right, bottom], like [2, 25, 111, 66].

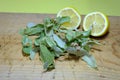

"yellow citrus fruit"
[57, 7, 81, 30]
[83, 12, 109, 37]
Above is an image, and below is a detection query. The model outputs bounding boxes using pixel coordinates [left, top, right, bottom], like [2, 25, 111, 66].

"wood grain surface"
[0, 13, 120, 80]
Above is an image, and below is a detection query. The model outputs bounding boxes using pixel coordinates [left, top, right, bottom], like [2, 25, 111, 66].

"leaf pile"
[20, 16, 98, 71]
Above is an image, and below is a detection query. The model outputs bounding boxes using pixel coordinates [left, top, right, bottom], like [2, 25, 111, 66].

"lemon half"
[83, 12, 109, 37]
[57, 7, 81, 30]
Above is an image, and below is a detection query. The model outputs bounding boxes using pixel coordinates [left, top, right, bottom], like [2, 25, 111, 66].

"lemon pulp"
[83, 12, 109, 37]
[57, 7, 81, 30]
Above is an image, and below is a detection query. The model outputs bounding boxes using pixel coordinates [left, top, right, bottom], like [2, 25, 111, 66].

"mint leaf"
[22, 35, 32, 47]
[53, 47, 64, 57]
[45, 36, 56, 48]
[34, 38, 40, 46]
[66, 30, 82, 42]
[22, 35, 33, 55]
[40, 44, 55, 70]
[56, 16, 70, 25]
[82, 55, 97, 68]
[30, 50, 36, 60]
[20, 16, 99, 71]
[66, 30, 75, 42]
[53, 46, 63, 53]
[22, 46, 32, 54]
[82, 30, 91, 37]
[53, 33, 66, 49]
[24, 24, 44, 35]
[43, 17, 55, 29]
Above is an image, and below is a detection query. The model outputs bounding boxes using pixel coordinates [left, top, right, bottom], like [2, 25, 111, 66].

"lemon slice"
[83, 12, 109, 37]
[57, 7, 81, 30]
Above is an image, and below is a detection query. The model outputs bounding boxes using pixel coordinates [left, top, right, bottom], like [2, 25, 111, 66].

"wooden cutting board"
[0, 13, 120, 80]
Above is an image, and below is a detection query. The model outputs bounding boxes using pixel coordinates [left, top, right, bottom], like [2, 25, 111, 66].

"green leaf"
[82, 55, 97, 68]
[34, 33, 45, 46]
[43, 17, 54, 28]
[40, 44, 55, 70]
[53, 46, 63, 53]
[86, 40, 100, 46]
[53, 33, 66, 49]
[39, 32, 45, 38]
[82, 29, 91, 37]
[22, 46, 32, 54]
[66, 30, 75, 42]
[24, 24, 44, 35]
[34, 38, 40, 46]
[45, 36, 56, 48]
[30, 50, 36, 60]
[79, 48, 89, 55]
[34, 33, 46, 46]
[66, 30, 82, 42]
[80, 38, 99, 51]
[53, 47, 64, 57]
[56, 16, 70, 25]
[83, 45, 91, 52]
[22, 35, 32, 47]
